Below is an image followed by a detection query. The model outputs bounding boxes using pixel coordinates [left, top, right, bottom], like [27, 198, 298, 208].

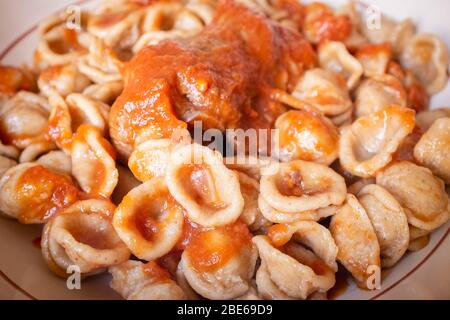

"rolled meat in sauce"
[109, 0, 316, 159]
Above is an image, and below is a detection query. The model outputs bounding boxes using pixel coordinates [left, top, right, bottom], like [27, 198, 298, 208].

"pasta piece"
[0, 163, 79, 224]
[237, 171, 268, 231]
[0, 140, 20, 160]
[109, 260, 186, 300]
[223, 155, 273, 181]
[335, 2, 368, 50]
[38, 64, 91, 98]
[302, 3, 352, 45]
[274, 110, 339, 165]
[415, 108, 450, 131]
[400, 33, 449, 95]
[329, 108, 353, 128]
[113, 177, 185, 261]
[354, 75, 407, 118]
[19, 141, 56, 163]
[82, 81, 124, 105]
[318, 41, 363, 89]
[166, 143, 244, 227]
[414, 118, 450, 183]
[0, 155, 16, 178]
[0, 91, 50, 149]
[71, 125, 118, 197]
[357, 185, 409, 268]
[292, 69, 351, 116]
[259, 160, 346, 213]
[77, 37, 122, 84]
[88, 1, 146, 50]
[258, 194, 335, 224]
[41, 199, 130, 277]
[408, 225, 431, 252]
[253, 222, 337, 300]
[355, 43, 392, 77]
[347, 178, 375, 195]
[330, 194, 381, 288]
[0, 65, 37, 95]
[377, 161, 449, 231]
[36, 150, 72, 176]
[339, 106, 415, 178]
[403, 70, 429, 113]
[179, 221, 257, 299]
[128, 139, 171, 182]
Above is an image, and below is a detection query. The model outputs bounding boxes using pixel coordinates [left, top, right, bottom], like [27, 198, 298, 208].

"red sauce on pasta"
[268, 224, 291, 247]
[143, 261, 172, 283]
[184, 220, 252, 273]
[15, 165, 79, 224]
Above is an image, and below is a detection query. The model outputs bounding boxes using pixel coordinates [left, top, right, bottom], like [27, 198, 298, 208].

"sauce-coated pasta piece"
[260, 160, 346, 213]
[179, 221, 257, 299]
[339, 106, 415, 178]
[109, 260, 187, 300]
[166, 143, 244, 227]
[41, 199, 130, 277]
[38, 64, 91, 98]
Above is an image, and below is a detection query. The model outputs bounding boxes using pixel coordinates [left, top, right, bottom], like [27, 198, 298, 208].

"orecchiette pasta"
[376, 161, 449, 231]
[0, 163, 79, 224]
[330, 194, 381, 288]
[109, 260, 187, 300]
[260, 160, 346, 214]
[357, 184, 409, 268]
[318, 41, 363, 90]
[0, 155, 16, 178]
[180, 221, 257, 299]
[165, 143, 244, 227]
[71, 125, 118, 197]
[36, 150, 72, 176]
[415, 108, 450, 131]
[355, 43, 392, 77]
[41, 199, 130, 277]
[113, 177, 185, 261]
[413, 118, 450, 184]
[292, 69, 351, 117]
[38, 64, 91, 98]
[400, 33, 449, 95]
[354, 75, 407, 118]
[339, 106, 415, 178]
[274, 110, 339, 165]
[128, 139, 171, 182]
[253, 221, 338, 299]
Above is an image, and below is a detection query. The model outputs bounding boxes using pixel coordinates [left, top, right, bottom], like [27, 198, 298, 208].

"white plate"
[0, 0, 449, 300]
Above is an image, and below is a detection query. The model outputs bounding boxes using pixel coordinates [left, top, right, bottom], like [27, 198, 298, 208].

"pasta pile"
[0, 0, 449, 300]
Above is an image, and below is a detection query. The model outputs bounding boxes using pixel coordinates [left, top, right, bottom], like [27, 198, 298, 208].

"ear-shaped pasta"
[414, 118, 450, 183]
[36, 150, 72, 176]
[274, 110, 339, 165]
[347, 178, 375, 195]
[0, 155, 16, 178]
[128, 139, 171, 182]
[335, 3, 368, 50]
[237, 172, 269, 230]
[88, 2, 145, 50]
[0, 163, 78, 224]
[415, 108, 450, 131]
[113, 177, 184, 261]
[318, 41, 363, 90]
[355, 43, 392, 77]
[376, 161, 449, 231]
[339, 106, 415, 178]
[109, 260, 187, 300]
[253, 227, 337, 300]
[0, 140, 20, 160]
[38, 64, 91, 98]
[166, 143, 244, 227]
[223, 155, 273, 181]
[258, 193, 336, 224]
[292, 69, 352, 116]
[303, 3, 352, 45]
[179, 221, 257, 299]
[330, 194, 381, 288]
[0, 65, 36, 96]
[77, 37, 122, 84]
[400, 33, 449, 95]
[35, 23, 89, 69]
[71, 125, 118, 197]
[357, 185, 409, 268]
[82, 81, 124, 105]
[41, 199, 130, 277]
[0, 91, 50, 149]
[354, 75, 407, 118]
[260, 160, 346, 214]
[19, 141, 56, 164]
